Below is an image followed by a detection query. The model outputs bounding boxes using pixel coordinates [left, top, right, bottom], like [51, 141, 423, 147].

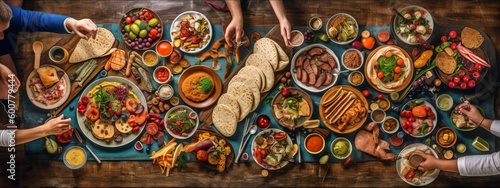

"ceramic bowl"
[342, 48, 364, 71]
[348, 71, 364, 86]
[331, 137, 352, 160]
[142, 50, 159, 67]
[164, 105, 199, 139]
[326, 13, 359, 45]
[304, 133, 325, 154]
[153, 66, 172, 84]
[382, 116, 399, 134]
[63, 146, 87, 170]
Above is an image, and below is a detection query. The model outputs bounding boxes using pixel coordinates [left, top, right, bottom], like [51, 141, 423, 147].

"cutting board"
[198, 25, 293, 130]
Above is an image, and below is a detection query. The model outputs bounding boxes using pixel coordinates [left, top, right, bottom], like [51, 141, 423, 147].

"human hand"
[42, 115, 72, 136]
[457, 103, 483, 124]
[417, 153, 440, 171]
[66, 18, 98, 40]
[224, 16, 244, 48]
[0, 63, 20, 99]
[279, 18, 292, 47]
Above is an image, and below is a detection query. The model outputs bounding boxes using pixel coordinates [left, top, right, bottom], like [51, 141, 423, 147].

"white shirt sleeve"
[457, 120, 500, 176]
[0, 130, 15, 147]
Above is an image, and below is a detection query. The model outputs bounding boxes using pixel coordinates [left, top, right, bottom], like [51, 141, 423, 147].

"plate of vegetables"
[252, 128, 294, 170]
[185, 129, 234, 172]
[170, 11, 212, 54]
[399, 99, 437, 138]
[164, 105, 199, 139]
[393, 5, 433, 45]
[76, 76, 148, 148]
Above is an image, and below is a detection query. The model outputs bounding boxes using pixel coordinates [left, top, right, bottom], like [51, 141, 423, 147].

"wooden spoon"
[32, 41, 43, 69]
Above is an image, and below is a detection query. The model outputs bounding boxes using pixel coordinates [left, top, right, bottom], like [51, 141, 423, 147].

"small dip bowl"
[63, 146, 87, 170]
[153, 66, 172, 84]
[436, 94, 453, 111]
[370, 108, 386, 123]
[436, 127, 457, 148]
[49, 45, 69, 64]
[342, 48, 364, 71]
[309, 17, 323, 31]
[157, 84, 174, 101]
[304, 133, 325, 155]
[156, 40, 173, 57]
[289, 30, 305, 47]
[348, 71, 364, 86]
[256, 114, 271, 130]
[382, 116, 399, 134]
[378, 98, 391, 111]
[142, 50, 159, 67]
[456, 143, 466, 153]
[331, 137, 352, 160]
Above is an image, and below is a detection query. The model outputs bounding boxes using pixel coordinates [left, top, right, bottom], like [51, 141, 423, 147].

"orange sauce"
[306, 134, 323, 152]
[156, 41, 173, 57]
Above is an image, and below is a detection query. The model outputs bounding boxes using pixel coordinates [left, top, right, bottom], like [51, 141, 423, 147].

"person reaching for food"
[224, 0, 292, 47]
[0, 115, 71, 146]
[417, 103, 500, 176]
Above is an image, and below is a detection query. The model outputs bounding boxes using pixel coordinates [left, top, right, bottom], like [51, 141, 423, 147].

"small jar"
[157, 84, 174, 101]
[49, 46, 69, 64]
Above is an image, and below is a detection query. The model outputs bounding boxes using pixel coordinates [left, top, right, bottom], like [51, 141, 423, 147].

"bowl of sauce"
[436, 127, 457, 148]
[142, 50, 159, 67]
[63, 146, 87, 169]
[370, 108, 386, 123]
[309, 17, 323, 31]
[49, 46, 69, 64]
[382, 116, 399, 134]
[348, 71, 364, 86]
[153, 66, 172, 84]
[304, 133, 325, 154]
[436, 94, 453, 111]
[157, 84, 174, 101]
[289, 30, 305, 47]
[156, 40, 173, 57]
[331, 137, 352, 159]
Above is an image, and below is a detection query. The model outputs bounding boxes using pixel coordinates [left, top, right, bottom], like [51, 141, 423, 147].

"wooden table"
[2, 0, 500, 187]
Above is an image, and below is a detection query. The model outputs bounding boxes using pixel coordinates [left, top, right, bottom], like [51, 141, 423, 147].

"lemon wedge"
[472, 136, 489, 152]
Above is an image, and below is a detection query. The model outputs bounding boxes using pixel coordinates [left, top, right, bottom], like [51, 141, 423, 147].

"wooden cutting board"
[23, 33, 153, 116]
[198, 25, 293, 130]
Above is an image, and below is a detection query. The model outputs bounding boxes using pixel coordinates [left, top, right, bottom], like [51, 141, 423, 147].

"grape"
[130, 42, 136, 47]
[147, 38, 152, 42]
[139, 11, 144, 16]
[138, 44, 143, 49]
[121, 29, 125, 33]
[123, 14, 127, 19]
[142, 42, 146, 46]
[138, 38, 143, 43]
[127, 39, 132, 43]
[157, 28, 162, 32]
[157, 23, 161, 27]
[124, 33, 129, 37]
[146, 42, 151, 47]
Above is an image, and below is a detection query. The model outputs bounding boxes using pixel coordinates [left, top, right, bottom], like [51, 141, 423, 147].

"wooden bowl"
[436, 127, 457, 148]
[178, 65, 222, 109]
[119, 8, 163, 50]
[271, 87, 313, 130]
[190, 129, 234, 171]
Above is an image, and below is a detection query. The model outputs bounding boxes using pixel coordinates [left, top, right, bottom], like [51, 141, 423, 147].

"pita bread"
[69, 28, 115, 63]
[244, 57, 275, 92]
[269, 40, 290, 72]
[253, 38, 279, 71]
[461, 27, 483, 49]
[101, 48, 117, 57]
[436, 51, 456, 74]
[217, 93, 241, 121]
[212, 104, 238, 137]
[229, 75, 261, 112]
[227, 82, 254, 121]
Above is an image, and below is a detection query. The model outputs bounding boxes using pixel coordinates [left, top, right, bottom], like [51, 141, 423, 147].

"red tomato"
[462, 75, 470, 83]
[457, 70, 466, 77]
[377, 94, 384, 100]
[397, 59, 404, 66]
[450, 43, 457, 50]
[77, 104, 86, 115]
[467, 80, 476, 87]
[150, 28, 158, 36]
[125, 17, 132, 24]
[56, 126, 74, 144]
[274, 132, 287, 140]
[453, 76, 461, 83]
[419, 9, 425, 15]
[257, 116, 270, 129]
[440, 35, 448, 42]
[405, 168, 415, 179]
[460, 82, 467, 89]
[428, 111, 436, 120]
[132, 126, 140, 133]
[408, 117, 415, 123]
[362, 90, 370, 97]
[196, 150, 208, 162]
[448, 81, 456, 88]
[146, 122, 159, 135]
[253, 150, 262, 163]
[407, 127, 413, 134]
[472, 71, 481, 79]
[449, 30, 457, 39]
[474, 63, 483, 71]
[394, 66, 402, 74]
[377, 30, 390, 43]
[86, 107, 100, 122]
[81, 96, 90, 105]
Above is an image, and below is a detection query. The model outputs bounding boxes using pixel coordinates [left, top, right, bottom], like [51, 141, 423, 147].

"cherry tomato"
[450, 43, 457, 50]
[125, 17, 132, 24]
[453, 76, 461, 83]
[428, 111, 436, 120]
[467, 80, 476, 87]
[77, 104, 86, 115]
[419, 9, 425, 15]
[273, 132, 287, 140]
[457, 70, 466, 77]
[473, 71, 481, 79]
[460, 82, 467, 89]
[146, 122, 159, 135]
[424, 106, 431, 111]
[377, 72, 384, 79]
[81, 96, 89, 105]
[449, 30, 457, 39]
[408, 117, 415, 123]
[257, 116, 270, 129]
[402, 121, 409, 129]
[407, 127, 413, 134]
[405, 168, 415, 179]
[394, 66, 402, 74]
[253, 149, 263, 163]
[462, 75, 470, 83]
[196, 150, 208, 162]
[440, 35, 448, 42]
[394, 74, 399, 81]
[362, 90, 370, 97]
[377, 94, 384, 100]
[397, 58, 404, 66]
[474, 63, 483, 71]
[86, 107, 100, 122]
[448, 81, 456, 88]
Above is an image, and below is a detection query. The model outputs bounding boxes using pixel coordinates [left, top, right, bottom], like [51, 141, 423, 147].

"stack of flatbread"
[212, 37, 289, 137]
[69, 28, 116, 63]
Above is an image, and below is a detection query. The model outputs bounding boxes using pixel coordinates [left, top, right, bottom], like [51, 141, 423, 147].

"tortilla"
[69, 28, 115, 63]
[212, 104, 238, 137]
[244, 56, 275, 92]
[217, 93, 241, 121]
[227, 82, 254, 122]
[461, 27, 483, 49]
[229, 75, 261, 112]
[435, 51, 456, 74]
[269, 40, 290, 72]
[253, 38, 279, 71]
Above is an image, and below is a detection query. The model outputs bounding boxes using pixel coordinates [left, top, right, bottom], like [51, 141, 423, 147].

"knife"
[296, 131, 301, 163]
[74, 128, 101, 164]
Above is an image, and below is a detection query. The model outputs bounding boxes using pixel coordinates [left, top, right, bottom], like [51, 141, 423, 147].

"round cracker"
[227, 82, 254, 121]
[245, 59, 274, 92]
[253, 38, 279, 71]
[217, 93, 240, 121]
[212, 104, 238, 137]
[229, 77, 261, 112]
[461, 27, 484, 49]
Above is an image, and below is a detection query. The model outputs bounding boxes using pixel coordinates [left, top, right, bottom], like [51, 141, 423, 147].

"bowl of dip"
[382, 116, 399, 134]
[370, 108, 386, 123]
[289, 30, 305, 47]
[304, 133, 325, 154]
[63, 146, 87, 170]
[156, 40, 173, 57]
[153, 66, 172, 84]
[157, 84, 174, 101]
[436, 127, 457, 148]
[142, 50, 159, 67]
[348, 71, 364, 86]
[309, 17, 323, 31]
[436, 94, 453, 111]
[342, 48, 364, 71]
[331, 137, 352, 160]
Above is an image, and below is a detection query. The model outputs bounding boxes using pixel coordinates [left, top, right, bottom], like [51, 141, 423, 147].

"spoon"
[32, 41, 43, 69]
[391, 7, 411, 22]
[235, 124, 258, 163]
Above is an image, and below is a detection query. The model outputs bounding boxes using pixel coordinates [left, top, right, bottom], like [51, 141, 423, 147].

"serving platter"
[170, 11, 212, 54]
[396, 143, 440, 186]
[320, 85, 368, 134]
[76, 76, 147, 148]
[399, 99, 437, 138]
[271, 87, 313, 130]
[119, 7, 163, 50]
[26, 64, 71, 110]
[178, 65, 222, 109]
[251, 128, 293, 170]
[190, 129, 234, 171]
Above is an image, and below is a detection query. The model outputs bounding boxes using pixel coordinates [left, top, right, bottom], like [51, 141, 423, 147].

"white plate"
[251, 128, 293, 170]
[399, 99, 437, 138]
[396, 143, 440, 186]
[76, 76, 147, 148]
[26, 64, 71, 110]
[393, 5, 434, 45]
[170, 11, 212, 54]
[291, 44, 340, 93]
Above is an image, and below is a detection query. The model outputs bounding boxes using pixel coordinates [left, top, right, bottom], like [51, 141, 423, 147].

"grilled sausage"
[320, 62, 333, 72]
[308, 47, 325, 56]
[301, 69, 309, 84]
[315, 72, 326, 88]
[307, 72, 316, 86]
[296, 67, 303, 80]
[295, 54, 306, 68]
[323, 73, 334, 86]
[303, 59, 313, 74]
[320, 53, 336, 68]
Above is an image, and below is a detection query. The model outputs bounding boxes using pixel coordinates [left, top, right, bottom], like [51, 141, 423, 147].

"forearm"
[458, 152, 500, 176]
[225, 0, 243, 21]
[269, 0, 288, 22]
[435, 159, 459, 173]
[14, 126, 49, 145]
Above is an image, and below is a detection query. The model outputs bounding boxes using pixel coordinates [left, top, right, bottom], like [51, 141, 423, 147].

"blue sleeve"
[9, 5, 69, 34]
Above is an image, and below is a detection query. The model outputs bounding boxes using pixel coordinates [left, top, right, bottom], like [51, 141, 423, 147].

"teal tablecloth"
[23, 24, 496, 164]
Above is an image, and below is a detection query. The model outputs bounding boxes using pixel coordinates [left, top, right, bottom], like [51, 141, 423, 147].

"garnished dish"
[170, 11, 212, 53]
[185, 130, 234, 172]
[252, 128, 294, 170]
[76, 76, 148, 147]
[331, 137, 352, 159]
[436, 127, 457, 148]
[434, 27, 490, 89]
[120, 8, 163, 50]
[164, 105, 199, 139]
[326, 13, 358, 44]
[393, 5, 433, 45]
[272, 87, 313, 130]
[365, 45, 413, 93]
[320, 85, 368, 134]
[397, 143, 440, 186]
[291, 44, 340, 92]
[178, 65, 222, 108]
[450, 104, 484, 131]
[27, 64, 70, 110]
[400, 99, 437, 138]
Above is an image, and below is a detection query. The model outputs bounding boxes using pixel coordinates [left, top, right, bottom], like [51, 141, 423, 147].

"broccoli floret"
[198, 77, 213, 94]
